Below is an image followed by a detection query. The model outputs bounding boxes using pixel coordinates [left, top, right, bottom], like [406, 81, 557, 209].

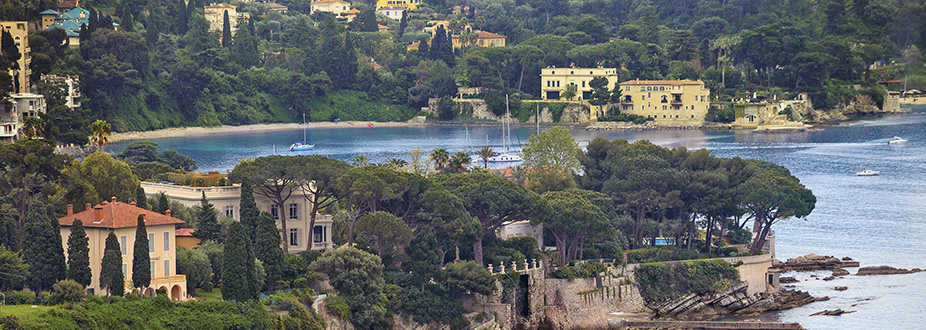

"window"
[148, 233, 155, 253]
[625, 87, 630, 91]
[120, 235, 127, 255]
[647, 86, 652, 91]
[314, 226, 324, 243]
[289, 203, 299, 220]
[271, 204, 279, 220]
[640, 87, 645, 91]
[163, 231, 170, 252]
[164, 259, 170, 277]
[662, 105, 667, 110]
[581, 81, 585, 87]
[225, 205, 234, 218]
[123, 264, 128, 281]
[660, 86, 665, 91]
[150, 260, 156, 278]
[290, 228, 299, 247]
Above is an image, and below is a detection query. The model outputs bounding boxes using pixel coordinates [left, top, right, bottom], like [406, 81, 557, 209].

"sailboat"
[488, 95, 523, 163]
[289, 114, 315, 151]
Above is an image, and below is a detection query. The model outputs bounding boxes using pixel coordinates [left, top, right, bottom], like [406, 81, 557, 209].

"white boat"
[856, 170, 880, 176]
[290, 114, 315, 151]
[488, 94, 522, 163]
[888, 136, 907, 145]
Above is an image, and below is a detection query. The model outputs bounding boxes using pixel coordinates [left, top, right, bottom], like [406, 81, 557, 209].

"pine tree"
[398, 15, 407, 38]
[66, 219, 92, 288]
[194, 192, 221, 242]
[88, 9, 99, 34]
[222, 10, 231, 47]
[405, 226, 441, 291]
[222, 222, 258, 302]
[254, 213, 283, 291]
[135, 186, 148, 210]
[177, 0, 189, 35]
[100, 232, 124, 297]
[132, 215, 151, 292]
[231, 22, 260, 69]
[145, 20, 160, 46]
[157, 192, 169, 214]
[239, 180, 260, 243]
[362, 9, 378, 32]
[22, 201, 66, 296]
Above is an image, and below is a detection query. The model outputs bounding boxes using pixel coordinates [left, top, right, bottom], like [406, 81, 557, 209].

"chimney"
[111, 196, 117, 204]
[166, 210, 172, 217]
[67, 204, 73, 216]
[93, 205, 103, 222]
[85, 203, 91, 211]
[130, 201, 136, 206]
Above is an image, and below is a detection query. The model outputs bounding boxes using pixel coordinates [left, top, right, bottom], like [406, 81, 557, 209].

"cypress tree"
[88, 9, 99, 33]
[157, 192, 169, 214]
[101, 232, 124, 297]
[145, 20, 160, 47]
[132, 215, 151, 292]
[66, 219, 92, 288]
[398, 14, 407, 38]
[222, 222, 258, 302]
[231, 23, 260, 69]
[254, 213, 283, 291]
[0, 208, 15, 250]
[222, 10, 231, 47]
[194, 192, 221, 242]
[362, 9, 378, 32]
[177, 0, 189, 34]
[239, 180, 260, 243]
[135, 186, 148, 210]
[22, 201, 66, 296]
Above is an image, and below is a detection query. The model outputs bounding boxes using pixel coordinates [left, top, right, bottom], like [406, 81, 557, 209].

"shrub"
[634, 259, 740, 304]
[49, 280, 86, 305]
[325, 293, 350, 319]
[3, 291, 36, 305]
[549, 262, 607, 280]
[729, 229, 752, 245]
[625, 247, 700, 264]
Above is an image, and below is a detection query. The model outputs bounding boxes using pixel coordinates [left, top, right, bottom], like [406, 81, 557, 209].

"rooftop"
[59, 197, 185, 229]
[620, 79, 704, 86]
[311, 0, 350, 4]
[176, 228, 195, 237]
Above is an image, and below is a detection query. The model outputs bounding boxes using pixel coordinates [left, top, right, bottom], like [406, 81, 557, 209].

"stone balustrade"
[487, 258, 543, 274]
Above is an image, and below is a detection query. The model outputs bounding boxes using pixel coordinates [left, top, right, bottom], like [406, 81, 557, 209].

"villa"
[58, 197, 188, 300]
[617, 79, 711, 124]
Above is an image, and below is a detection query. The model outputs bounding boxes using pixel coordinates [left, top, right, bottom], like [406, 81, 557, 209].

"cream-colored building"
[58, 198, 188, 300]
[141, 182, 334, 252]
[0, 21, 31, 94]
[497, 221, 543, 247]
[540, 67, 619, 101]
[1, 93, 47, 142]
[204, 4, 250, 35]
[310, 0, 351, 15]
[617, 79, 710, 124]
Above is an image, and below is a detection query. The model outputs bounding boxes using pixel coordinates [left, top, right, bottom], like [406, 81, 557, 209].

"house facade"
[40, 8, 90, 46]
[41, 74, 81, 110]
[376, 7, 406, 21]
[310, 0, 351, 15]
[540, 67, 619, 101]
[375, 0, 421, 11]
[58, 198, 188, 300]
[617, 79, 710, 124]
[451, 31, 506, 49]
[141, 182, 334, 252]
[1, 93, 47, 142]
[204, 4, 250, 34]
[0, 21, 31, 93]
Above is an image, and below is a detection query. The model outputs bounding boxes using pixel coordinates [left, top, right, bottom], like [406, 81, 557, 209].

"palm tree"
[351, 154, 370, 167]
[711, 35, 742, 87]
[429, 148, 450, 174]
[477, 146, 494, 169]
[449, 151, 472, 173]
[89, 119, 112, 151]
[385, 158, 408, 171]
[21, 116, 44, 139]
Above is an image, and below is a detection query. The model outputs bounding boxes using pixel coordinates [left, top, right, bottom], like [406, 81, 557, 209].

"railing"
[141, 182, 240, 196]
[487, 258, 543, 275]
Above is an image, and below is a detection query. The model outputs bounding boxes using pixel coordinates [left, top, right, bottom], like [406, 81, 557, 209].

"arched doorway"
[144, 287, 155, 297]
[158, 286, 168, 297]
[171, 285, 182, 301]
[131, 288, 140, 296]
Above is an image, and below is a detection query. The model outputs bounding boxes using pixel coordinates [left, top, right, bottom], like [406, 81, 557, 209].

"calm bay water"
[109, 111, 926, 329]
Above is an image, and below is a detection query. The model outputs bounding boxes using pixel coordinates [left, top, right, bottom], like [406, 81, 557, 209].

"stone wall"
[543, 269, 648, 329]
[558, 103, 592, 124]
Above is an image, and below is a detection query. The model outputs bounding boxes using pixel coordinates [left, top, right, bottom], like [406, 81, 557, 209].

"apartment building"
[617, 79, 710, 124]
[0, 21, 31, 93]
[540, 67, 619, 101]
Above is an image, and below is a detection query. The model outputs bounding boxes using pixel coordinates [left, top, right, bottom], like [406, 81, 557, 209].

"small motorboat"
[856, 170, 880, 176]
[888, 136, 907, 145]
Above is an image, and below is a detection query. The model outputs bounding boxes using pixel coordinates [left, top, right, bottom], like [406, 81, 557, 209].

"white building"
[1, 93, 47, 142]
[203, 4, 250, 35]
[310, 0, 351, 15]
[376, 7, 406, 21]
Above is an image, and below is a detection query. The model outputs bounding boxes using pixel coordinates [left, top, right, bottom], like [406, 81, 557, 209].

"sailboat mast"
[536, 104, 540, 135]
[505, 94, 510, 151]
[303, 113, 307, 142]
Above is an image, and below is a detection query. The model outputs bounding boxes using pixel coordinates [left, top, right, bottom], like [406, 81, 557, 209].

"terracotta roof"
[620, 79, 704, 86]
[205, 3, 236, 8]
[476, 31, 506, 39]
[175, 228, 195, 237]
[378, 24, 391, 30]
[264, 3, 288, 9]
[345, 8, 360, 14]
[59, 197, 185, 229]
[377, 6, 406, 10]
[57, 0, 78, 9]
[311, 0, 350, 4]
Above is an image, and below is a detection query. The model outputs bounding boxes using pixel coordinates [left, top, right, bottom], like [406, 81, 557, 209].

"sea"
[108, 109, 926, 329]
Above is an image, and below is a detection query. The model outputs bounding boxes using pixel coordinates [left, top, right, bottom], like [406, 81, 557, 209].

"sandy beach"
[109, 121, 430, 142]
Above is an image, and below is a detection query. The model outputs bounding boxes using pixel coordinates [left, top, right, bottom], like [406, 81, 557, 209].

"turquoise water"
[108, 112, 926, 329]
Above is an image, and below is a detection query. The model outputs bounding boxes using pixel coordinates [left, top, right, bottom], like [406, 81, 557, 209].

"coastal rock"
[733, 290, 829, 317]
[835, 286, 848, 291]
[649, 282, 828, 320]
[780, 254, 859, 271]
[832, 268, 849, 276]
[856, 266, 922, 276]
[810, 309, 855, 316]
[823, 276, 835, 281]
[779, 277, 798, 283]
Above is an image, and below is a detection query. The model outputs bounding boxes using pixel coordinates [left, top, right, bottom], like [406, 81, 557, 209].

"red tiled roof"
[344, 8, 360, 14]
[476, 31, 506, 39]
[175, 228, 195, 237]
[620, 79, 703, 86]
[59, 197, 185, 229]
[378, 24, 391, 30]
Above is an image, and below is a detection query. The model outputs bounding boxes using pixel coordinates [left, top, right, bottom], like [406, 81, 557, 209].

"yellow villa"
[540, 67, 619, 101]
[617, 79, 710, 124]
[203, 4, 250, 34]
[58, 197, 188, 300]
[0, 21, 31, 93]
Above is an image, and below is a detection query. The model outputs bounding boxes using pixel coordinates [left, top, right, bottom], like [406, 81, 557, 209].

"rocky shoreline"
[779, 254, 860, 272]
[649, 282, 828, 320]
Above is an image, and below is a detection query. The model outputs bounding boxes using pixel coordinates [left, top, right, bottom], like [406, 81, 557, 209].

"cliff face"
[803, 92, 904, 123]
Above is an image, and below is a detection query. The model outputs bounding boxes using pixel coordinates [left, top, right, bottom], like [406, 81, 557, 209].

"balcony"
[621, 98, 633, 104]
[671, 99, 683, 105]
